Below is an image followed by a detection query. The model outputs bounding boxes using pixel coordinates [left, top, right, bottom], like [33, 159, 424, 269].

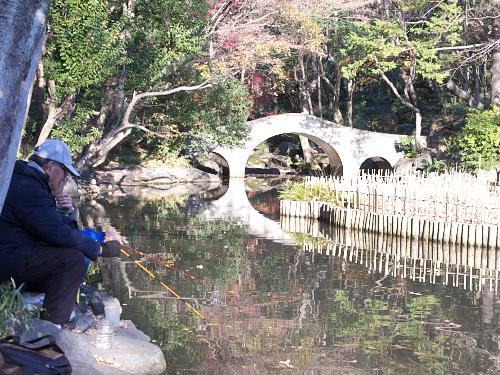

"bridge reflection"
[198, 178, 294, 244]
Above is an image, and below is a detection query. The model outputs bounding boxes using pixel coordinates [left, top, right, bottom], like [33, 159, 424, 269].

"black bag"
[0, 335, 71, 375]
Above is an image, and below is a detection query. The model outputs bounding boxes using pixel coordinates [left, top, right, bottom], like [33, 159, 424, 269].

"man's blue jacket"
[0, 160, 100, 281]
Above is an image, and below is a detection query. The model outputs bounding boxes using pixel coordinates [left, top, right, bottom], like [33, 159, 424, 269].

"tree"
[444, 0, 500, 108]
[33, 0, 125, 147]
[52, 0, 210, 168]
[343, 2, 463, 148]
[0, 0, 49, 214]
[206, 0, 345, 163]
[25, 0, 253, 170]
[75, 77, 251, 168]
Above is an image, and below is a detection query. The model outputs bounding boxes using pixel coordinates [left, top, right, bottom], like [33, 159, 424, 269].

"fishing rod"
[120, 248, 206, 321]
[123, 245, 210, 286]
[81, 229, 207, 319]
[82, 228, 209, 285]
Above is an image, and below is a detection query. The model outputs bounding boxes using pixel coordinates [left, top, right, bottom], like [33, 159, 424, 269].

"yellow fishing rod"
[120, 248, 206, 321]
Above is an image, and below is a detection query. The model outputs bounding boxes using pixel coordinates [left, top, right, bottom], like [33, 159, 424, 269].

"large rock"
[87, 166, 221, 199]
[394, 152, 433, 174]
[84, 322, 165, 375]
[20, 319, 166, 375]
[96, 166, 219, 187]
[116, 181, 221, 199]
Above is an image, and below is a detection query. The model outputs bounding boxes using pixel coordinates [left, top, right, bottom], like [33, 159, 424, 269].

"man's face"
[44, 161, 68, 196]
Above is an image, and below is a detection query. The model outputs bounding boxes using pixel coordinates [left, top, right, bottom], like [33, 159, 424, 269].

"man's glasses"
[55, 162, 70, 181]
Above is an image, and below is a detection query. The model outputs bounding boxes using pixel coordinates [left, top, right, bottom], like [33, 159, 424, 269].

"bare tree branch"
[113, 80, 213, 140]
[123, 124, 171, 139]
[446, 79, 485, 107]
[379, 70, 420, 113]
[435, 42, 490, 52]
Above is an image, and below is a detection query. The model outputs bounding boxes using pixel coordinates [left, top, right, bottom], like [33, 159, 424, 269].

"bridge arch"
[359, 156, 393, 174]
[214, 113, 426, 178]
[252, 132, 344, 175]
[206, 151, 229, 175]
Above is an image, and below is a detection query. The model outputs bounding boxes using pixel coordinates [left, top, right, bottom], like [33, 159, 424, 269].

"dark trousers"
[15, 246, 85, 324]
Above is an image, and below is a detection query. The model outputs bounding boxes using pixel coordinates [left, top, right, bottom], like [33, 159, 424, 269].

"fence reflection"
[282, 216, 500, 293]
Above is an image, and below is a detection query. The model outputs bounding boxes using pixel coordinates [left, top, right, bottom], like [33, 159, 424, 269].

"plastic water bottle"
[103, 297, 122, 330]
[95, 319, 113, 349]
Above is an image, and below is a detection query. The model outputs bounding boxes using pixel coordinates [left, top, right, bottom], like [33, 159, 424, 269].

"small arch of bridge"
[214, 113, 426, 178]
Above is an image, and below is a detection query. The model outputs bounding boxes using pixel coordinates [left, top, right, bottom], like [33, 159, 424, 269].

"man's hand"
[100, 241, 121, 257]
[55, 193, 74, 212]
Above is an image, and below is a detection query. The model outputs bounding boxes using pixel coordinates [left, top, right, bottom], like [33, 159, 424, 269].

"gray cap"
[33, 139, 80, 177]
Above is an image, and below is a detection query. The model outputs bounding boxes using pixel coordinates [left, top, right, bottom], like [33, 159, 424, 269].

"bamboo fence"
[305, 171, 500, 226]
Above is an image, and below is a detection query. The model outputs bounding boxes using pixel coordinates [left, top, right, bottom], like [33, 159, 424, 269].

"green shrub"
[0, 280, 38, 338]
[291, 158, 313, 173]
[397, 135, 422, 158]
[279, 181, 338, 204]
[446, 108, 500, 171]
[447, 108, 500, 171]
[425, 158, 449, 173]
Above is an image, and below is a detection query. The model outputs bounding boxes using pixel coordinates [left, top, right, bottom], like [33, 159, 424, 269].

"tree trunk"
[318, 61, 336, 121]
[299, 135, 313, 164]
[77, 128, 132, 169]
[317, 58, 322, 118]
[404, 74, 423, 149]
[318, 55, 343, 124]
[473, 65, 481, 104]
[379, 67, 423, 149]
[347, 79, 356, 127]
[297, 53, 313, 163]
[77, 71, 126, 170]
[491, 0, 500, 107]
[36, 80, 76, 145]
[24, 59, 47, 149]
[332, 58, 343, 124]
[414, 110, 422, 148]
[446, 77, 484, 108]
[298, 54, 313, 114]
[329, 15, 343, 124]
[0, 0, 49, 214]
[103, 72, 126, 133]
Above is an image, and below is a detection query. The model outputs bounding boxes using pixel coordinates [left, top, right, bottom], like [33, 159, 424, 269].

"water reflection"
[283, 217, 500, 294]
[80, 179, 500, 375]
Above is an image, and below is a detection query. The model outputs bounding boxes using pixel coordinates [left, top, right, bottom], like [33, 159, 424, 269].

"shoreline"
[21, 284, 166, 375]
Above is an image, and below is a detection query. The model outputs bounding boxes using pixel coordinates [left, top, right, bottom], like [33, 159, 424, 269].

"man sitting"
[0, 139, 120, 324]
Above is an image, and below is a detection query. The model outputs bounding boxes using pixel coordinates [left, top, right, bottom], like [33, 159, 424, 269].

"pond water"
[81, 178, 500, 375]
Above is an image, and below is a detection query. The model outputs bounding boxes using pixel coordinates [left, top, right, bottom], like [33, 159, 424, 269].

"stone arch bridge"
[214, 113, 426, 178]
